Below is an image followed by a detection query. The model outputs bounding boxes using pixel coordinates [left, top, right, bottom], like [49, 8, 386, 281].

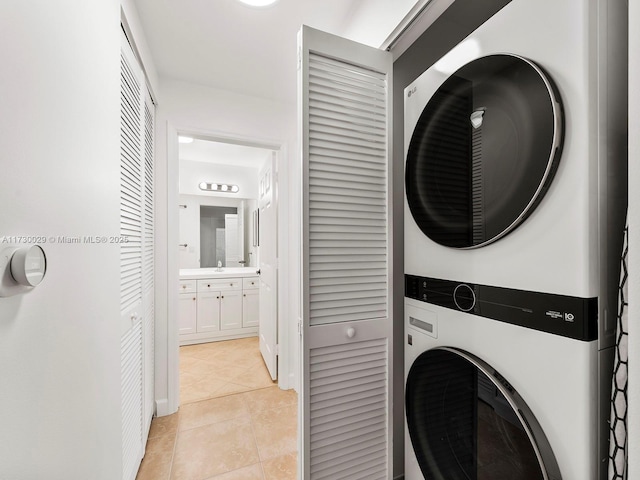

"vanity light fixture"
[199, 182, 240, 194]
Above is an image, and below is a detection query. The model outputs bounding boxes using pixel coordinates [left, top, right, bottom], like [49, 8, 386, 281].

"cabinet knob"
[221, 295, 224, 299]
[230, 283, 233, 286]
[346, 327, 356, 339]
[216, 296, 219, 299]
[193, 297, 196, 301]
[243, 294, 246, 297]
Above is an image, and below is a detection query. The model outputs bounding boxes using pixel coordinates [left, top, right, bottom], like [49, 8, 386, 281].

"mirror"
[200, 206, 240, 268]
[178, 194, 258, 269]
[178, 136, 272, 270]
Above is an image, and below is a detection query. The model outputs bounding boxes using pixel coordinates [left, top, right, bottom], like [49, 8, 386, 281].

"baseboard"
[155, 398, 171, 417]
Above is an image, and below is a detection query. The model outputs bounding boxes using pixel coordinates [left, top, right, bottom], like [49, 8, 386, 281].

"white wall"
[0, 2, 121, 479]
[154, 78, 300, 413]
[179, 159, 259, 198]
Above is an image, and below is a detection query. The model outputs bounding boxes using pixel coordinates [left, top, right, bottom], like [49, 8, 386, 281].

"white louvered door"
[299, 25, 393, 480]
[120, 29, 152, 480]
[142, 88, 155, 444]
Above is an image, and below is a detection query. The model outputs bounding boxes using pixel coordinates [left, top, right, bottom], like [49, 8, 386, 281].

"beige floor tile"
[205, 463, 264, 480]
[212, 382, 254, 397]
[144, 339, 300, 480]
[180, 375, 228, 405]
[206, 363, 253, 383]
[136, 456, 172, 480]
[180, 344, 210, 358]
[242, 386, 297, 415]
[171, 417, 259, 480]
[233, 366, 276, 390]
[148, 412, 181, 439]
[181, 371, 202, 388]
[136, 433, 176, 480]
[179, 394, 249, 431]
[261, 452, 297, 480]
[179, 353, 204, 370]
[213, 346, 263, 369]
[180, 357, 220, 378]
[251, 403, 298, 461]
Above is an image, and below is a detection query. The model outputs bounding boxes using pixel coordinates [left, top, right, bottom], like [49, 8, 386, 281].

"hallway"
[136, 338, 298, 479]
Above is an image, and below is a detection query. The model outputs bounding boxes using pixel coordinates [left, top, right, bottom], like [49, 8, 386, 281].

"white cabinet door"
[243, 289, 259, 328]
[197, 290, 221, 333]
[178, 293, 197, 335]
[220, 290, 243, 330]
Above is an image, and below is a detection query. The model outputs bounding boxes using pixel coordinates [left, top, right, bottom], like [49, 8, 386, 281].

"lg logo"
[564, 313, 575, 322]
[407, 86, 417, 98]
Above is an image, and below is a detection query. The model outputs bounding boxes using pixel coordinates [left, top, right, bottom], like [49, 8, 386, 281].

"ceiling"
[131, 0, 369, 104]
[131, 0, 423, 167]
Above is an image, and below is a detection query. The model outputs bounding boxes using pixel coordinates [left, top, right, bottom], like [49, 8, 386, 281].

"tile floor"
[136, 337, 298, 480]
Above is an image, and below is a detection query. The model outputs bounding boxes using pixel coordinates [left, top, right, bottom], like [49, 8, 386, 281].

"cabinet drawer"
[178, 279, 196, 293]
[197, 278, 241, 292]
[243, 277, 259, 290]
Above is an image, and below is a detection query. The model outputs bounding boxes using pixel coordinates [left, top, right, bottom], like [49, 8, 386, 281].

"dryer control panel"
[405, 274, 598, 341]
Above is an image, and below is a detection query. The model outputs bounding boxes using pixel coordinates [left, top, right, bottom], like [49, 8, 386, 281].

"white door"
[258, 152, 278, 380]
[238, 200, 246, 265]
[120, 30, 145, 480]
[299, 25, 393, 479]
[224, 214, 240, 267]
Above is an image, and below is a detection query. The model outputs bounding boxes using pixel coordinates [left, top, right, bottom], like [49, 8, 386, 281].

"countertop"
[179, 267, 260, 280]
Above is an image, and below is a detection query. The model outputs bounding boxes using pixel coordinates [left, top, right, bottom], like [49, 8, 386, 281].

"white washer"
[404, 298, 596, 480]
[403, 0, 627, 478]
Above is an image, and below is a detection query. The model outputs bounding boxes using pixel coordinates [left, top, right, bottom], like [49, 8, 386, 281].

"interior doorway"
[175, 135, 281, 393]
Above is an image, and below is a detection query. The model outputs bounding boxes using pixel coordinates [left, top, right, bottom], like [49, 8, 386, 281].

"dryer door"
[405, 54, 563, 248]
[406, 347, 561, 480]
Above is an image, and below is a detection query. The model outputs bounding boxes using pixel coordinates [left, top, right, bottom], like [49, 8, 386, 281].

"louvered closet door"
[120, 30, 145, 480]
[142, 88, 155, 444]
[299, 25, 393, 480]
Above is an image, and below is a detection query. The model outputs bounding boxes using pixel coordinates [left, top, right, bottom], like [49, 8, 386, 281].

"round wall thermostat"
[10, 245, 47, 287]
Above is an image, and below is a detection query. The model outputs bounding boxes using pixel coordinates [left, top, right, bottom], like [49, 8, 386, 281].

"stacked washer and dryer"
[403, 0, 628, 479]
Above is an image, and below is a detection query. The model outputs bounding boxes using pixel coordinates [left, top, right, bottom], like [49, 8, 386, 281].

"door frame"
[164, 125, 292, 412]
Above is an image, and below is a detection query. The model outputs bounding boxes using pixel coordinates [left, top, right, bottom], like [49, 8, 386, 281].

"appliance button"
[453, 284, 476, 312]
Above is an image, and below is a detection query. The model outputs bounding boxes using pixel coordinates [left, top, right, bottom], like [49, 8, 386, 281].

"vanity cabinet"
[179, 271, 259, 345]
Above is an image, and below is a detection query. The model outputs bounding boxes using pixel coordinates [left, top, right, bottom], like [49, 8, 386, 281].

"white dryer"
[403, 0, 627, 478]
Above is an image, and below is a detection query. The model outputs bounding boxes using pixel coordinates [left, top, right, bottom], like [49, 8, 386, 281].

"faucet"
[216, 260, 223, 272]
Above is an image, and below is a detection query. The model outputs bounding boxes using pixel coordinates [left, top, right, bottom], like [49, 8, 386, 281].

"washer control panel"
[405, 274, 598, 341]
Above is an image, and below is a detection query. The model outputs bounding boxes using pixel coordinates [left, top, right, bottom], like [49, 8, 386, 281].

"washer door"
[406, 347, 561, 480]
[405, 54, 563, 248]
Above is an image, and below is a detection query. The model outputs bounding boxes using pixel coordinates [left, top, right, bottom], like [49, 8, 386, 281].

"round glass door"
[405, 54, 563, 248]
[405, 348, 561, 480]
